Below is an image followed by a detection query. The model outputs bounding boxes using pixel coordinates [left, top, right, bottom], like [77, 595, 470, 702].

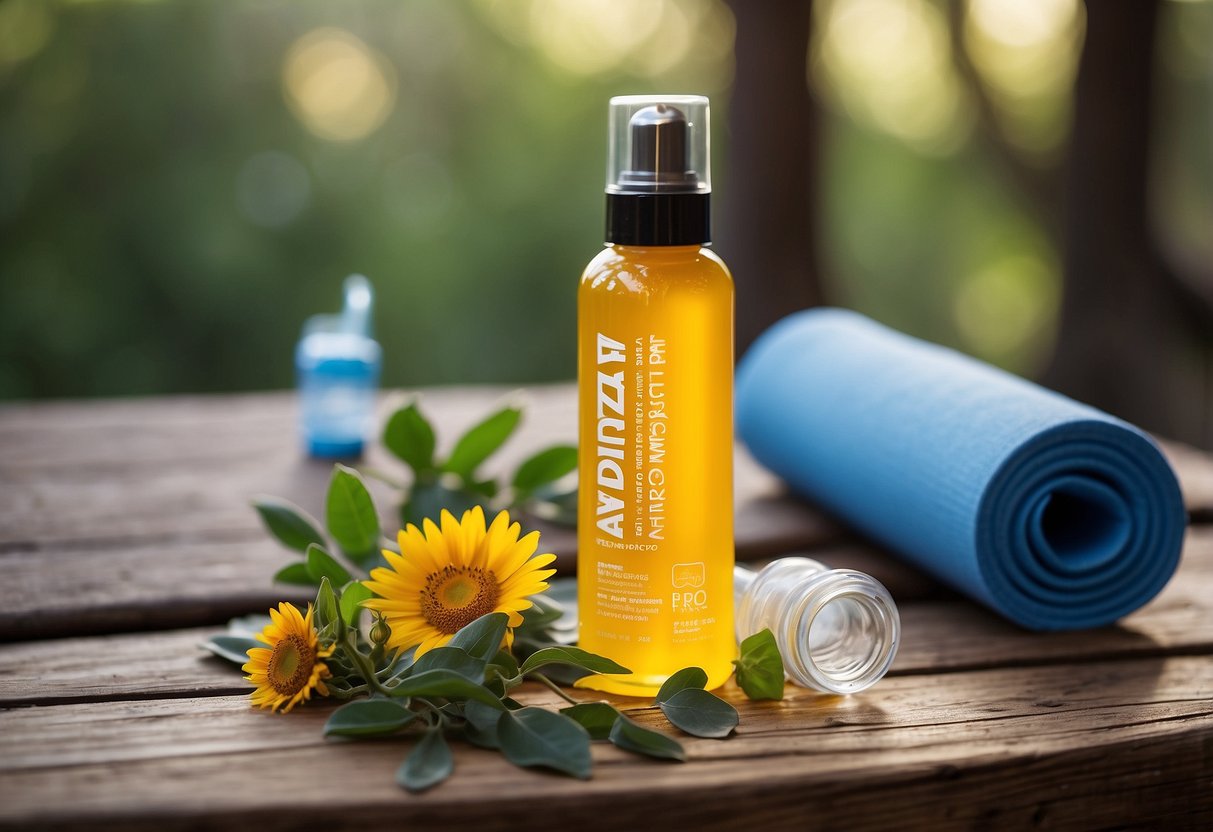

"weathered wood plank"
[0, 537, 311, 641]
[0, 509, 839, 643]
[1, 657, 1209, 830]
[1, 387, 1206, 643]
[0, 386, 838, 549]
[0, 628, 248, 706]
[3, 388, 1206, 555]
[4, 529, 1208, 706]
[895, 526, 1213, 674]
[1160, 439, 1213, 519]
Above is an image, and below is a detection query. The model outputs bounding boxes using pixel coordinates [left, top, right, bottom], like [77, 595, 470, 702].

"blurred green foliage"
[0, 0, 1208, 399]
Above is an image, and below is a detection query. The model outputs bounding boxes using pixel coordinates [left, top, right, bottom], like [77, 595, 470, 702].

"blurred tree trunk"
[720, 0, 823, 354]
[720, 0, 1210, 446]
[1043, 0, 1213, 447]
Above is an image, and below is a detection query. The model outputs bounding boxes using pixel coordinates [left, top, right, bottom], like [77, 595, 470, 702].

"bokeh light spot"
[963, 0, 1083, 156]
[813, 0, 972, 155]
[283, 28, 397, 143]
[953, 255, 1060, 370]
[0, 0, 55, 68]
[968, 0, 1078, 50]
[476, 0, 733, 87]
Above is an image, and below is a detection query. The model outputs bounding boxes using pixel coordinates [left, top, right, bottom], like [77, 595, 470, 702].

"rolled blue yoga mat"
[735, 308, 1187, 631]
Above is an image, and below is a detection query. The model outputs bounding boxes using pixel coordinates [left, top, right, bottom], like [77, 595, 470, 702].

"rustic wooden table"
[2, 385, 1211, 830]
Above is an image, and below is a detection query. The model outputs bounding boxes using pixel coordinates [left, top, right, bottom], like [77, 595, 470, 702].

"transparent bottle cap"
[606, 95, 710, 195]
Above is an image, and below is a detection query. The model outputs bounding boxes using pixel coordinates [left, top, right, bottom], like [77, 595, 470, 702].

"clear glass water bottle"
[734, 557, 900, 695]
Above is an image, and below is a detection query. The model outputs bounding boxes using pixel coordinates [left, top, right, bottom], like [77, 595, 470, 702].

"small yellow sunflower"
[363, 506, 557, 658]
[243, 602, 334, 713]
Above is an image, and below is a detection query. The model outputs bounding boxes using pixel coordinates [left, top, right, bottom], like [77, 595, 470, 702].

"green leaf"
[201, 635, 261, 666]
[442, 406, 522, 479]
[461, 699, 503, 749]
[520, 646, 630, 677]
[324, 699, 417, 737]
[447, 612, 509, 662]
[339, 581, 372, 627]
[512, 445, 577, 494]
[608, 715, 686, 762]
[325, 464, 381, 563]
[402, 481, 480, 526]
[658, 688, 738, 739]
[383, 402, 437, 475]
[560, 702, 621, 741]
[388, 669, 505, 711]
[410, 646, 486, 684]
[733, 629, 786, 701]
[484, 649, 520, 697]
[536, 662, 592, 687]
[251, 497, 326, 553]
[466, 478, 499, 498]
[488, 649, 520, 681]
[315, 577, 339, 636]
[655, 667, 708, 704]
[497, 707, 592, 779]
[305, 544, 353, 586]
[398, 729, 453, 793]
[272, 562, 316, 587]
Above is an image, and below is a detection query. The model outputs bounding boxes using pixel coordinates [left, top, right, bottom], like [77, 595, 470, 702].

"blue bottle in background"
[296, 274, 382, 458]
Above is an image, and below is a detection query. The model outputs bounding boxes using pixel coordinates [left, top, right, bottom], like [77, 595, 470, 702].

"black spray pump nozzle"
[605, 95, 711, 244]
[618, 104, 699, 192]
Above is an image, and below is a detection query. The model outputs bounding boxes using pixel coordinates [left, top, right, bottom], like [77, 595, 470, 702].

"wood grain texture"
[3, 387, 1206, 552]
[1, 656, 1210, 830]
[5, 388, 1205, 642]
[0, 628, 248, 706]
[3, 529, 1209, 707]
[0, 387, 844, 641]
[2, 388, 1212, 831]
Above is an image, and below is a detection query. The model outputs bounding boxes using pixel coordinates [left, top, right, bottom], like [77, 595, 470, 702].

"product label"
[594, 333, 626, 539]
[587, 329, 711, 641]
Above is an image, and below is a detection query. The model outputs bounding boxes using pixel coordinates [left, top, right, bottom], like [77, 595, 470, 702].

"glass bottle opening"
[798, 590, 898, 691]
[736, 558, 900, 695]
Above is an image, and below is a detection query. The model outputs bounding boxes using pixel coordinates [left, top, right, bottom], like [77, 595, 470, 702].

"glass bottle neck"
[735, 558, 900, 695]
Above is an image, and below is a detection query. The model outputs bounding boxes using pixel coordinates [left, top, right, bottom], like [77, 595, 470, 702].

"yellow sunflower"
[243, 602, 334, 713]
[363, 506, 557, 658]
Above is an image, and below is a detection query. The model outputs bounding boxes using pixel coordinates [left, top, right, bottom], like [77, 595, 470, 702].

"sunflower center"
[421, 565, 501, 634]
[267, 633, 315, 696]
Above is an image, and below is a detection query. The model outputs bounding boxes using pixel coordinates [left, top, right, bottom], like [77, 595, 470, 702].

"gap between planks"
[4, 540, 1211, 709]
[0, 656, 1210, 831]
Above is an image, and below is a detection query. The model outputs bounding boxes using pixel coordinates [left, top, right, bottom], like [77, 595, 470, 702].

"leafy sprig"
[209, 396, 792, 793]
[251, 399, 577, 595]
[253, 463, 382, 590]
[206, 581, 732, 791]
[205, 578, 765, 792]
[381, 399, 577, 527]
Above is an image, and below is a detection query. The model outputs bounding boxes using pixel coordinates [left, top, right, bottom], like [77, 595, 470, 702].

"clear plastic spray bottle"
[577, 95, 735, 695]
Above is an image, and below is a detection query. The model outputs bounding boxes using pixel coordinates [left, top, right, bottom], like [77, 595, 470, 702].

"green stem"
[415, 698, 447, 724]
[529, 672, 580, 706]
[342, 631, 394, 697]
[325, 683, 368, 701]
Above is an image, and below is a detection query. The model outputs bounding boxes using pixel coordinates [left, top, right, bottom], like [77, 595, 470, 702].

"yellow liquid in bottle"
[576, 243, 735, 695]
